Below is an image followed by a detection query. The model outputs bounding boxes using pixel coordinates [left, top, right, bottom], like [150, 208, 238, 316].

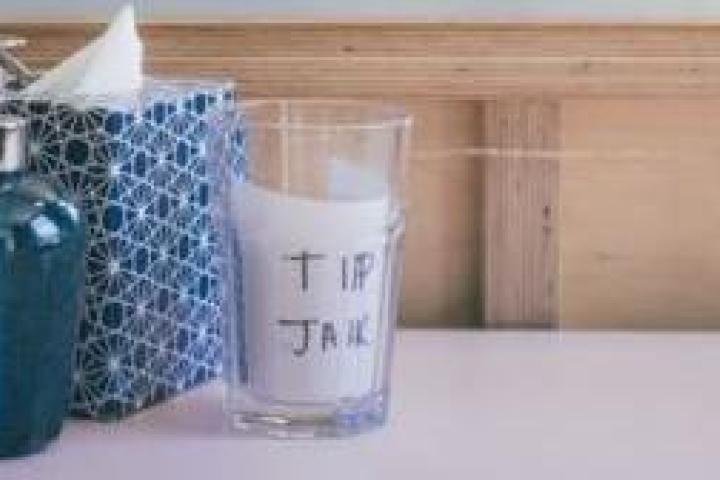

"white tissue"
[25, 4, 142, 97]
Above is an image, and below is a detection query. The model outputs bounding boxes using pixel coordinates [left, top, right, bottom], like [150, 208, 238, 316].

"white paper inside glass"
[232, 182, 389, 403]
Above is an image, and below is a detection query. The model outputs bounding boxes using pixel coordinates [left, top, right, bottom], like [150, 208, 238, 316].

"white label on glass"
[232, 182, 389, 403]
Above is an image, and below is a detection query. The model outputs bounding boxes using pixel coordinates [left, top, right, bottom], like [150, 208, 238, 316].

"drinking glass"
[219, 100, 411, 437]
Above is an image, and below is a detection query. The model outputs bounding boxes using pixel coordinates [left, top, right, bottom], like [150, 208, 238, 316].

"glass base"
[226, 390, 389, 438]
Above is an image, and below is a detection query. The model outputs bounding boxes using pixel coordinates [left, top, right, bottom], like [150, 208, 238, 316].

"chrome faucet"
[0, 36, 38, 89]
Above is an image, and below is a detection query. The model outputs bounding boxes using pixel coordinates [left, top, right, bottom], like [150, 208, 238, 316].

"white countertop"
[4, 330, 720, 480]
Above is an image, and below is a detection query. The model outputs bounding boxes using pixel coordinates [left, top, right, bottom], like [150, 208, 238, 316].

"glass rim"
[235, 99, 412, 132]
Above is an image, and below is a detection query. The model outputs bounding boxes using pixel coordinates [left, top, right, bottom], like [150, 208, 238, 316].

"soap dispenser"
[0, 116, 84, 457]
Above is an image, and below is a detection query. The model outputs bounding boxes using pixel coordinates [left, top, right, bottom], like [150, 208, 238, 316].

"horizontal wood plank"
[5, 23, 720, 97]
[9, 23, 720, 58]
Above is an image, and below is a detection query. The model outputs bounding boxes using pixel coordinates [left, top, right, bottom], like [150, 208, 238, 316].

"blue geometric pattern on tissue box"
[0, 80, 239, 419]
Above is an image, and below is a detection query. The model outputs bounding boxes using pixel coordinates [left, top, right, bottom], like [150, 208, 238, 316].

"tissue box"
[1, 79, 236, 419]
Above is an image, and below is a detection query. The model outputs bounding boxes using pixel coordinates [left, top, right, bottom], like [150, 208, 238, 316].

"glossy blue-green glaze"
[0, 172, 84, 458]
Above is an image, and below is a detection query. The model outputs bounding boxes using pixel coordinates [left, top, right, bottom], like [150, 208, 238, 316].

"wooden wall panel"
[481, 99, 560, 328]
[560, 98, 720, 329]
[7, 22, 720, 328]
[402, 101, 482, 328]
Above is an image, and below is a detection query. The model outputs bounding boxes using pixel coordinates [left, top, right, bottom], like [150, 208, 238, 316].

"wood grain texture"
[481, 99, 560, 328]
[402, 101, 482, 328]
[560, 98, 720, 329]
[6, 23, 720, 97]
[7, 22, 720, 329]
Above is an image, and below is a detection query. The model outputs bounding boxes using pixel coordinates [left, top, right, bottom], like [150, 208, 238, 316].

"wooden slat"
[481, 98, 559, 328]
[5, 23, 720, 97]
[402, 101, 483, 328]
[9, 23, 720, 59]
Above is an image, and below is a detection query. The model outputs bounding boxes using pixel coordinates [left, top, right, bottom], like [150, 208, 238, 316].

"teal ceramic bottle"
[0, 116, 84, 457]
